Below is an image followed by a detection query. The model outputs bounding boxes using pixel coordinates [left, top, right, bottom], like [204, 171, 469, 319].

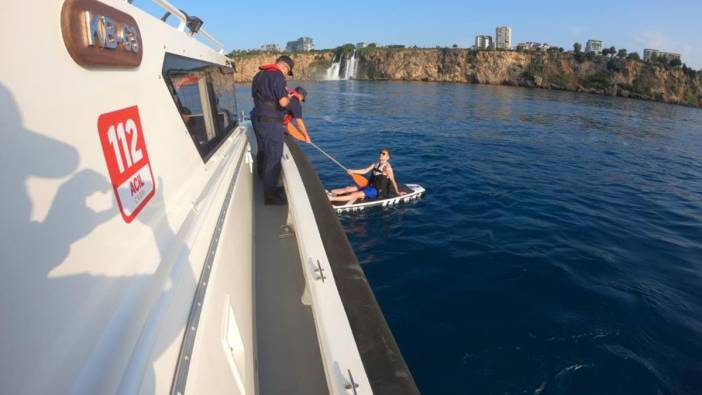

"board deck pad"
[331, 184, 425, 213]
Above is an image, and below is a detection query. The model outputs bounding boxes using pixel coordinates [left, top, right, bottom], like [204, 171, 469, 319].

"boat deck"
[253, 177, 328, 394]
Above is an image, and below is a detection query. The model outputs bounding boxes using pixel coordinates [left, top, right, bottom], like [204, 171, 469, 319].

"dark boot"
[264, 188, 287, 205]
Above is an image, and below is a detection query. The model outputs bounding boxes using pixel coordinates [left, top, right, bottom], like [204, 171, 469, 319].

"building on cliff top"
[286, 37, 314, 52]
[643, 49, 681, 62]
[585, 39, 603, 55]
[475, 35, 493, 50]
[516, 42, 551, 51]
[496, 26, 512, 50]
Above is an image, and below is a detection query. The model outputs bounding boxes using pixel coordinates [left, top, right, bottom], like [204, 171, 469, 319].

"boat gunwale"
[285, 136, 420, 395]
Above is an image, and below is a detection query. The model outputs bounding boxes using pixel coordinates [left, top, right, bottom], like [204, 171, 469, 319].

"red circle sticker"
[97, 105, 156, 223]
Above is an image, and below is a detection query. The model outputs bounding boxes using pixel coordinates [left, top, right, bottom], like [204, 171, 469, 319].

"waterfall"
[325, 60, 341, 80]
[325, 50, 359, 80]
[343, 51, 358, 79]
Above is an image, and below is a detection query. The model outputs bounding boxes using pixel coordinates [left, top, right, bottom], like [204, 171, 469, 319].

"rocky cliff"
[230, 52, 333, 82]
[231, 49, 702, 108]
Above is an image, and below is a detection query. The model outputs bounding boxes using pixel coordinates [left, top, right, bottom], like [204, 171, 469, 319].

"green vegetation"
[334, 43, 356, 59]
[573, 42, 586, 62]
[358, 43, 379, 57]
[648, 53, 684, 68]
[601, 47, 617, 57]
[228, 49, 295, 60]
[521, 70, 535, 81]
[632, 68, 656, 97]
[522, 60, 545, 82]
[682, 64, 698, 77]
[585, 71, 612, 89]
[228, 49, 262, 57]
[617, 49, 627, 58]
[607, 58, 625, 72]
[627, 52, 641, 61]
[546, 72, 579, 90]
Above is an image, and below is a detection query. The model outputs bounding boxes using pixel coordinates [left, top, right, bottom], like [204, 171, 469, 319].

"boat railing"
[147, 0, 226, 54]
[282, 137, 420, 395]
[281, 142, 372, 394]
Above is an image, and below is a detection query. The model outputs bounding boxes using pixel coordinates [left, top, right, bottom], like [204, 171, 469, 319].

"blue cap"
[276, 55, 294, 76]
[295, 86, 308, 101]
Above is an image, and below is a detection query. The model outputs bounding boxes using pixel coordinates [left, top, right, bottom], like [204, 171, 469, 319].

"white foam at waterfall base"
[325, 62, 341, 80]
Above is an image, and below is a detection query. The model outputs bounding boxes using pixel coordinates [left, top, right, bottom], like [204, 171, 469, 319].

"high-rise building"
[475, 35, 493, 50]
[285, 37, 314, 52]
[496, 26, 512, 50]
[585, 39, 603, 55]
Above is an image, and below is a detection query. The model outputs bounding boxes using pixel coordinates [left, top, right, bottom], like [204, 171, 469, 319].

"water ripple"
[238, 81, 702, 395]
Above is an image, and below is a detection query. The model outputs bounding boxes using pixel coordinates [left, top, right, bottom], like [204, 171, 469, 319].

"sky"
[135, 0, 702, 69]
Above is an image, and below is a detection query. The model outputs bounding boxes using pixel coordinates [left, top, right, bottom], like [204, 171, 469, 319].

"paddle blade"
[286, 123, 310, 143]
[352, 174, 369, 188]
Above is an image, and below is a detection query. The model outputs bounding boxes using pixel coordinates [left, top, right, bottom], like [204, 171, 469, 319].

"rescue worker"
[251, 55, 294, 205]
[328, 148, 406, 203]
[283, 86, 310, 143]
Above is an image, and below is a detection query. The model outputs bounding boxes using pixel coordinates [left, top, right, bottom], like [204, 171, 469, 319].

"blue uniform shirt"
[287, 97, 303, 120]
[251, 69, 287, 118]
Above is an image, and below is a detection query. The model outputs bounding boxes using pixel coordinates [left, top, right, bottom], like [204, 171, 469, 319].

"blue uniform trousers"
[252, 118, 284, 197]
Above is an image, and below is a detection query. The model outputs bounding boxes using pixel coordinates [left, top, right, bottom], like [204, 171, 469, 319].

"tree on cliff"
[627, 52, 641, 61]
[617, 49, 627, 58]
[573, 43, 587, 62]
[609, 46, 616, 57]
[682, 64, 697, 77]
[670, 58, 682, 67]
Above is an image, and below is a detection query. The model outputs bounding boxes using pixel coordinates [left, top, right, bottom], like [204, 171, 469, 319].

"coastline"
[231, 49, 702, 109]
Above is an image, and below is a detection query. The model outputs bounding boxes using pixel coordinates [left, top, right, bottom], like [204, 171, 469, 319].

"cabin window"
[162, 54, 238, 161]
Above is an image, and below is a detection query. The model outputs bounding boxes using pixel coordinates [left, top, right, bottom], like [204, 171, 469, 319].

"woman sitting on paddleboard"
[328, 148, 406, 203]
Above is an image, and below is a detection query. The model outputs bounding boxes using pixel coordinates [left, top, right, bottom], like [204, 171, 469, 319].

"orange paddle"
[285, 123, 369, 188]
[308, 142, 369, 188]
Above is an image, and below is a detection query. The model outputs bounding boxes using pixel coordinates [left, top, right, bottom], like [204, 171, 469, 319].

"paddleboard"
[331, 183, 426, 213]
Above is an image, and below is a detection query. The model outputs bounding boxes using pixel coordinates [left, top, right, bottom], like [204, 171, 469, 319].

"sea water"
[238, 81, 702, 394]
